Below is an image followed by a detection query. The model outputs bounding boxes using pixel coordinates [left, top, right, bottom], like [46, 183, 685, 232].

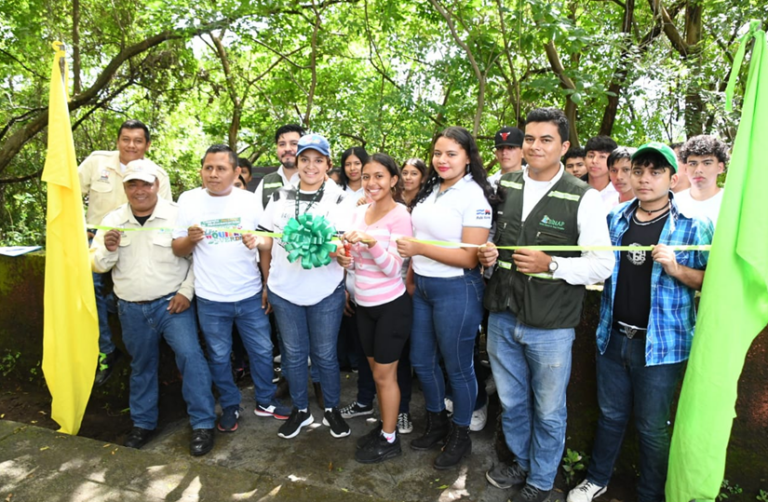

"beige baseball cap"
[123, 159, 161, 183]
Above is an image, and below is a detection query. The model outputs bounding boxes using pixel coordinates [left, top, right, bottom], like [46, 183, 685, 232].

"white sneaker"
[469, 401, 488, 431]
[567, 479, 606, 502]
[444, 397, 454, 416]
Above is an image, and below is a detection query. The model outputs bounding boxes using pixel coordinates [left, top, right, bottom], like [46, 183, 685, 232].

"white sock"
[325, 408, 333, 413]
[299, 408, 308, 413]
[382, 429, 396, 443]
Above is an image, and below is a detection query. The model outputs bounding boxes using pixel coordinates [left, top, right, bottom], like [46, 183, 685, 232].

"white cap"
[123, 159, 160, 183]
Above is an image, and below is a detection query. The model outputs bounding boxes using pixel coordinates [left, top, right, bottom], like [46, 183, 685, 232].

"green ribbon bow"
[282, 214, 338, 270]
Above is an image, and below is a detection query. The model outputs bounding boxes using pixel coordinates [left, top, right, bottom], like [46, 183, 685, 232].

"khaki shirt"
[78, 151, 173, 226]
[91, 198, 194, 303]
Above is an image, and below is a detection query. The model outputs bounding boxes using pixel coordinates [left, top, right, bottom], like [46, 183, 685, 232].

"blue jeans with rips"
[585, 328, 685, 502]
[196, 292, 276, 409]
[268, 282, 345, 410]
[410, 268, 484, 427]
[117, 295, 215, 430]
[487, 310, 574, 491]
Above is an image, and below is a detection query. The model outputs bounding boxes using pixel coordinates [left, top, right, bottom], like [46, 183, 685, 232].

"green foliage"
[757, 489, 768, 502]
[0, 0, 764, 243]
[0, 350, 21, 377]
[718, 479, 743, 500]
[562, 448, 589, 485]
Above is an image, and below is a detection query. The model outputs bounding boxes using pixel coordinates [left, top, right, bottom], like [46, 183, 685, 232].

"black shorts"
[356, 293, 412, 364]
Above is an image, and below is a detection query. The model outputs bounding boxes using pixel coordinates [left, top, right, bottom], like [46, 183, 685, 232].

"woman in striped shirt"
[337, 153, 413, 464]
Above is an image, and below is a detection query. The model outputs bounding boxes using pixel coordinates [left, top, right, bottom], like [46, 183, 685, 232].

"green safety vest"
[261, 171, 285, 208]
[483, 171, 590, 329]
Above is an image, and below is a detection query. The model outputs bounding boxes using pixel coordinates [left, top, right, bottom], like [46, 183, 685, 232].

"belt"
[613, 321, 647, 339]
[118, 294, 172, 305]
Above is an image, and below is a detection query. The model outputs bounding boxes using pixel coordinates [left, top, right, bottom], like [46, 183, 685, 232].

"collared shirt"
[596, 195, 714, 366]
[78, 151, 172, 226]
[91, 198, 194, 302]
[411, 174, 492, 278]
[253, 165, 299, 209]
[521, 166, 615, 286]
[599, 181, 620, 213]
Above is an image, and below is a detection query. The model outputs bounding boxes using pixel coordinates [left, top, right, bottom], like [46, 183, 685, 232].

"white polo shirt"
[411, 174, 492, 278]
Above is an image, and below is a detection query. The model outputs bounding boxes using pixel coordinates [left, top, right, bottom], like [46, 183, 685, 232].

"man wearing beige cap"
[91, 160, 216, 456]
[78, 120, 172, 386]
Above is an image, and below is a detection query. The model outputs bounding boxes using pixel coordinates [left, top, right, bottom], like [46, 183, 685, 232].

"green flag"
[666, 21, 768, 502]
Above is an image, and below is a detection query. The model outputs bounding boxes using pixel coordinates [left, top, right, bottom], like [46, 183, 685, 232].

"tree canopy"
[0, 0, 763, 244]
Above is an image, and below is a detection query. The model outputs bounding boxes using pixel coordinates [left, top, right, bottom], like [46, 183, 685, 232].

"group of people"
[82, 107, 727, 502]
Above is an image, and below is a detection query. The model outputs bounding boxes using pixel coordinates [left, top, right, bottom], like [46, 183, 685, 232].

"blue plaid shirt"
[596, 195, 714, 366]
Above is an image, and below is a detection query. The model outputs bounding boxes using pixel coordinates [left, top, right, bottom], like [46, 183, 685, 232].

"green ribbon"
[92, 226, 710, 253]
[281, 214, 338, 270]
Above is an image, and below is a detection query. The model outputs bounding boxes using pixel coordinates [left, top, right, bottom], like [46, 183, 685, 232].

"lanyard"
[295, 181, 325, 220]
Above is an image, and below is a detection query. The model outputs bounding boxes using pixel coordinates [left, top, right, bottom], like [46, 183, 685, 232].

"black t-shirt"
[134, 214, 150, 226]
[612, 210, 669, 329]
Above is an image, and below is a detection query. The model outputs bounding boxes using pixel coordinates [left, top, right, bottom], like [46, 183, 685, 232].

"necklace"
[295, 181, 325, 220]
[637, 200, 670, 216]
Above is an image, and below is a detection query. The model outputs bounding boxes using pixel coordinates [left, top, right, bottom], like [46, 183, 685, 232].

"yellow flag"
[41, 42, 99, 435]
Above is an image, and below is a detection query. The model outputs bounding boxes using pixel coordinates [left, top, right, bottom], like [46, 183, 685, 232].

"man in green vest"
[254, 124, 306, 209]
[479, 108, 615, 502]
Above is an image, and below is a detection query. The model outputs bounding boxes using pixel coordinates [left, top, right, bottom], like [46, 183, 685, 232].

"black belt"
[613, 321, 646, 339]
[118, 295, 170, 305]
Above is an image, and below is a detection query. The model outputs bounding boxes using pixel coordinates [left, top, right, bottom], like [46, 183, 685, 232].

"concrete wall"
[1, 253, 766, 490]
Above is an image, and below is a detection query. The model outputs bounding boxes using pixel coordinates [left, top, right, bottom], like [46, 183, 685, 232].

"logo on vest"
[626, 243, 646, 266]
[540, 215, 565, 230]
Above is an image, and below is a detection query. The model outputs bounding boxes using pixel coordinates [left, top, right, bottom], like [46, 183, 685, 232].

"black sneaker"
[512, 484, 551, 502]
[94, 349, 123, 387]
[190, 428, 214, 456]
[124, 427, 154, 449]
[486, 461, 527, 489]
[355, 433, 402, 464]
[278, 408, 314, 439]
[322, 408, 351, 438]
[217, 406, 240, 433]
[356, 422, 383, 449]
[340, 401, 374, 419]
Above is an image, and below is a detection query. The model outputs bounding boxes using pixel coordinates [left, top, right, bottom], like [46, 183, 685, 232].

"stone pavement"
[0, 374, 569, 502]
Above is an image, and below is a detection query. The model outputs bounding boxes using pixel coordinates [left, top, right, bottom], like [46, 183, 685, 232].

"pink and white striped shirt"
[349, 203, 412, 307]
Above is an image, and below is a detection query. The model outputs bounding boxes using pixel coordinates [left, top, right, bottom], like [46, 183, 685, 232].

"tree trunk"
[72, 0, 81, 95]
[599, 0, 634, 136]
[684, 2, 704, 137]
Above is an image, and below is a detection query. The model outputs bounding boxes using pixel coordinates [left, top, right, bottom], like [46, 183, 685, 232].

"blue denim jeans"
[93, 271, 116, 354]
[117, 295, 215, 430]
[197, 292, 275, 409]
[268, 283, 345, 410]
[487, 310, 574, 491]
[586, 328, 685, 501]
[410, 269, 484, 427]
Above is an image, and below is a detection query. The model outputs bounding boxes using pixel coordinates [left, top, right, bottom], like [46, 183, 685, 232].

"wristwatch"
[548, 257, 559, 273]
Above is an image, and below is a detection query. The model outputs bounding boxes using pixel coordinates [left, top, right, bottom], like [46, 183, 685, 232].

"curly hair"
[679, 135, 730, 165]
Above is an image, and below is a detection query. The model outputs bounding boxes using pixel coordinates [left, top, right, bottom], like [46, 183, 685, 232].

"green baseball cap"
[631, 141, 678, 173]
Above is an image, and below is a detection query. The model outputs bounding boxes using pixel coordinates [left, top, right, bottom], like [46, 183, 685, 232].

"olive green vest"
[483, 171, 590, 329]
[261, 172, 285, 208]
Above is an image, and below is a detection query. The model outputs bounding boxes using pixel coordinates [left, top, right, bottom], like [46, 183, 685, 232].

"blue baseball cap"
[296, 133, 331, 158]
